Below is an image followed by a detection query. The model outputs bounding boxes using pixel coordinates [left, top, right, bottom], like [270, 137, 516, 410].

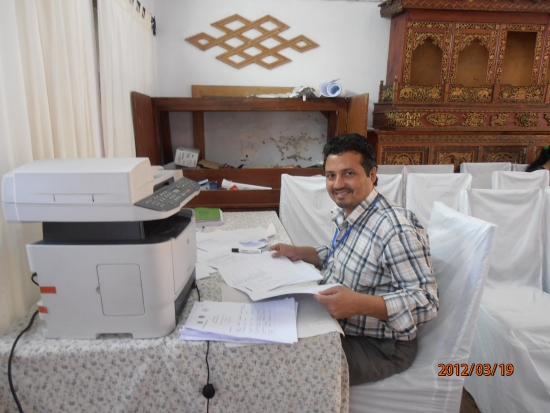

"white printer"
[2, 158, 200, 339]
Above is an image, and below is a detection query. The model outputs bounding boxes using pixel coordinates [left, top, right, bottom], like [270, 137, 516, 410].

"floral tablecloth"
[0, 211, 349, 413]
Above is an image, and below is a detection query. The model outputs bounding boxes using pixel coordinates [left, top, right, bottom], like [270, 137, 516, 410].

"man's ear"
[370, 166, 378, 185]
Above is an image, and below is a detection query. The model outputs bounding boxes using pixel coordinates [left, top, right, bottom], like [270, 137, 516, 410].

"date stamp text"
[438, 363, 514, 377]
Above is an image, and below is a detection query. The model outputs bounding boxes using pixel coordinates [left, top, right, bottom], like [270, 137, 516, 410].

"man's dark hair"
[322, 133, 377, 176]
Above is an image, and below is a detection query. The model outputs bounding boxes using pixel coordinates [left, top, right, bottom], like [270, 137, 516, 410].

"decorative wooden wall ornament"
[186, 14, 319, 69]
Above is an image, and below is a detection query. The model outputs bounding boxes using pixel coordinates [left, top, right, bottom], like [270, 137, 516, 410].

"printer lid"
[7, 158, 152, 203]
[2, 158, 194, 223]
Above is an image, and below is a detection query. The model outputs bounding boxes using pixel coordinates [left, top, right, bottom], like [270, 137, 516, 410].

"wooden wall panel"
[131, 92, 160, 165]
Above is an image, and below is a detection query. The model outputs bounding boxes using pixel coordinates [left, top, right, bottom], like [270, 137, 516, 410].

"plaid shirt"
[316, 189, 439, 340]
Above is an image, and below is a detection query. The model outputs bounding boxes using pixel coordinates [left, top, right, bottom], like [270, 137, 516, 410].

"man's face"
[325, 151, 377, 217]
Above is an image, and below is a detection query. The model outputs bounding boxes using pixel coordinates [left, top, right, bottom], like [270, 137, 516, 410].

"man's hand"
[314, 286, 389, 321]
[269, 244, 321, 267]
[269, 243, 302, 261]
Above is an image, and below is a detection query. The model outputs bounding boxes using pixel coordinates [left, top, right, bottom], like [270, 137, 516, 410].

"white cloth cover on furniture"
[403, 164, 454, 206]
[403, 164, 454, 189]
[545, 188, 550, 294]
[279, 174, 335, 247]
[377, 165, 405, 175]
[461, 189, 550, 413]
[491, 169, 549, 189]
[376, 174, 403, 206]
[405, 173, 472, 228]
[460, 162, 511, 189]
[404, 164, 454, 175]
[459, 189, 543, 290]
[512, 163, 528, 172]
[349, 202, 496, 413]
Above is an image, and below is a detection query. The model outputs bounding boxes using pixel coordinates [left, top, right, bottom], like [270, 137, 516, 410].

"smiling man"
[270, 134, 439, 385]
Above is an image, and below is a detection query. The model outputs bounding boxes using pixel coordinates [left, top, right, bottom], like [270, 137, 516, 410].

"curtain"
[0, 0, 101, 335]
[98, 0, 155, 158]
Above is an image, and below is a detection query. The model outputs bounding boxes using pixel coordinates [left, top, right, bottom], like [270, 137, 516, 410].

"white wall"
[154, 0, 390, 167]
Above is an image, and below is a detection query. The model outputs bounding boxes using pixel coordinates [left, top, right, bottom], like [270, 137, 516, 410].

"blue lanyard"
[325, 193, 381, 266]
[326, 226, 352, 263]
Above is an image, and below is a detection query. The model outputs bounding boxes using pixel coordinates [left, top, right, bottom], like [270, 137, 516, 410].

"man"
[270, 134, 439, 385]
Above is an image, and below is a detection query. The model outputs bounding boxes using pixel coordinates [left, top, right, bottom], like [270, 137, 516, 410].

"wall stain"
[270, 133, 322, 162]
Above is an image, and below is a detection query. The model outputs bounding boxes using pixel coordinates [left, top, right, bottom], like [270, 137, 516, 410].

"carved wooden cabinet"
[371, 0, 550, 170]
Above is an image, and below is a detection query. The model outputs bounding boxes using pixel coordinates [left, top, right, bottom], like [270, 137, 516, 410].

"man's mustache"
[332, 187, 353, 193]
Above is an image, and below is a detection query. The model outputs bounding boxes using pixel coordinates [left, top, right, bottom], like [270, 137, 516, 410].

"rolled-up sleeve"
[381, 230, 439, 338]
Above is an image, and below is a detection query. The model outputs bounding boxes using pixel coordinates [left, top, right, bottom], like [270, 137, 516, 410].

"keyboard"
[134, 176, 200, 211]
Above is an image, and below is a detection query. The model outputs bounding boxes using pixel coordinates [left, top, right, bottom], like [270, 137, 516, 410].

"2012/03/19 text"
[438, 363, 514, 377]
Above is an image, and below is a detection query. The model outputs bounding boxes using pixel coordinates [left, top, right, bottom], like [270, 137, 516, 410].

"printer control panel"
[134, 176, 200, 211]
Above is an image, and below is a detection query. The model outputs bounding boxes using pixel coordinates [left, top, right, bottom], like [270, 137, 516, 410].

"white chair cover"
[376, 174, 403, 206]
[279, 174, 335, 247]
[404, 164, 454, 175]
[460, 162, 512, 189]
[349, 202, 496, 413]
[459, 189, 543, 290]
[377, 165, 405, 175]
[545, 187, 550, 294]
[405, 173, 472, 228]
[460, 189, 550, 413]
[512, 163, 529, 172]
[403, 165, 454, 206]
[491, 169, 549, 189]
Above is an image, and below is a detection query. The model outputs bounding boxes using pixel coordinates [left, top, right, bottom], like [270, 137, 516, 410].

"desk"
[0, 212, 349, 413]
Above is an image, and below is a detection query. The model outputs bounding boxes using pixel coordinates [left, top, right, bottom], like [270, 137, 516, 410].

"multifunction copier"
[2, 158, 200, 339]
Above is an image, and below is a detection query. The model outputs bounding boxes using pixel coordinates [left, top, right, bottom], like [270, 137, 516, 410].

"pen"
[231, 248, 262, 254]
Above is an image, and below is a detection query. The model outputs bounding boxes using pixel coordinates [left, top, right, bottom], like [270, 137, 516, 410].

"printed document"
[180, 298, 298, 344]
[217, 253, 322, 293]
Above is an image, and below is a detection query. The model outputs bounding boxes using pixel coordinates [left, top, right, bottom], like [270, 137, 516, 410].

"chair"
[460, 189, 550, 413]
[349, 202, 496, 413]
[545, 187, 550, 294]
[279, 174, 335, 247]
[491, 169, 549, 189]
[460, 162, 511, 189]
[376, 174, 403, 206]
[404, 164, 454, 175]
[279, 172, 403, 247]
[405, 173, 472, 228]
[512, 163, 529, 172]
[403, 165, 454, 205]
[377, 165, 405, 175]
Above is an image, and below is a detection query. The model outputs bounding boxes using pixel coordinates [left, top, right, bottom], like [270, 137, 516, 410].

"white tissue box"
[174, 147, 200, 167]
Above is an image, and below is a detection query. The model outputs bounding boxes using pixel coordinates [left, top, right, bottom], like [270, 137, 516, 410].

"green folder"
[194, 207, 221, 221]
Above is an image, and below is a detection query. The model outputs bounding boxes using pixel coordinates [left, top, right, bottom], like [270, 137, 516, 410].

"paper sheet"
[246, 282, 341, 301]
[217, 253, 322, 293]
[221, 179, 272, 190]
[195, 262, 217, 280]
[196, 227, 271, 252]
[319, 80, 346, 97]
[180, 298, 298, 344]
[220, 282, 343, 338]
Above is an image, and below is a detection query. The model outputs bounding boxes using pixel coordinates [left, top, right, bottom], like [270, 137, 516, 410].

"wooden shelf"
[152, 97, 348, 112]
[131, 88, 368, 211]
[164, 165, 324, 212]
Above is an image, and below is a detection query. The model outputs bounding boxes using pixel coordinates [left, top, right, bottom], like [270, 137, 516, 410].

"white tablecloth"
[0, 211, 349, 413]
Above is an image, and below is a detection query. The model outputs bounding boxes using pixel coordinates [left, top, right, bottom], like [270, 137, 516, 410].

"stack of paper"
[194, 225, 340, 301]
[180, 298, 298, 344]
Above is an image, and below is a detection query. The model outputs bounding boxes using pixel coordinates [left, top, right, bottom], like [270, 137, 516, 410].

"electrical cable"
[8, 309, 39, 413]
[195, 283, 215, 412]
[8, 272, 40, 412]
